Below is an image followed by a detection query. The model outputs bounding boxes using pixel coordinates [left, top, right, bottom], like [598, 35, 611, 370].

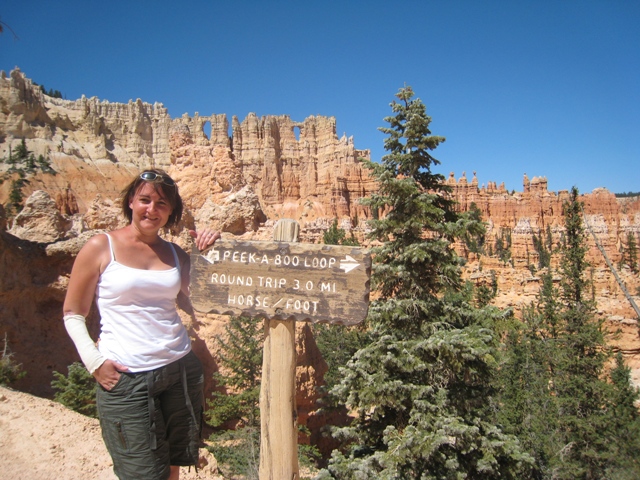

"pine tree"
[205, 316, 263, 478]
[605, 352, 640, 478]
[323, 219, 360, 246]
[319, 86, 531, 479]
[461, 202, 485, 255]
[545, 225, 554, 252]
[8, 178, 25, 213]
[13, 138, 29, 162]
[495, 229, 512, 266]
[532, 231, 551, 269]
[624, 232, 638, 273]
[36, 154, 55, 173]
[206, 316, 262, 428]
[496, 272, 562, 478]
[550, 187, 614, 479]
[25, 154, 36, 171]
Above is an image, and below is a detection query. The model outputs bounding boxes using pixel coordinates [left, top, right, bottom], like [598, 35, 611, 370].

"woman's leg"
[161, 351, 204, 469]
[169, 465, 180, 480]
[97, 371, 172, 479]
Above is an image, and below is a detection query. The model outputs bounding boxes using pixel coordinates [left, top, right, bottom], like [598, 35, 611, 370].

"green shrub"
[0, 334, 26, 385]
[51, 362, 97, 418]
[323, 219, 359, 246]
[208, 427, 260, 479]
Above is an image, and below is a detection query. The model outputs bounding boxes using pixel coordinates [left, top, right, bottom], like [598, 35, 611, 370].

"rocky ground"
[0, 386, 221, 480]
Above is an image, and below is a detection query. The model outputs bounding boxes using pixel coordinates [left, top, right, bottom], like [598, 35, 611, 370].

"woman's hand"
[93, 359, 129, 391]
[189, 228, 221, 252]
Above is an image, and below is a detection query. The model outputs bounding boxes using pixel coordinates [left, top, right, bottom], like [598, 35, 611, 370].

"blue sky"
[1, 1, 638, 194]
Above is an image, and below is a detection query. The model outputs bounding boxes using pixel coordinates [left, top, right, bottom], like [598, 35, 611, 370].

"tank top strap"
[168, 242, 181, 274]
[104, 233, 116, 262]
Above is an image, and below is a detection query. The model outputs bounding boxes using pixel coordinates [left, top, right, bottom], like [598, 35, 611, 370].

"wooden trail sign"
[190, 239, 371, 325]
[189, 220, 372, 479]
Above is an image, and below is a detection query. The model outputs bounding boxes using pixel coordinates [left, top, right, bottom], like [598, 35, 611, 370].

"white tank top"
[96, 234, 191, 372]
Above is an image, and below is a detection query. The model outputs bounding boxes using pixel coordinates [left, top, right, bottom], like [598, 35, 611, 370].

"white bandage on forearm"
[63, 314, 106, 374]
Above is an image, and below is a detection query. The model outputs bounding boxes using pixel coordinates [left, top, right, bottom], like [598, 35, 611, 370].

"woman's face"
[128, 183, 173, 231]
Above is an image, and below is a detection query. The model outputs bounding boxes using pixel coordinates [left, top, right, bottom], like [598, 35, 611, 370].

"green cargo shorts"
[96, 350, 204, 480]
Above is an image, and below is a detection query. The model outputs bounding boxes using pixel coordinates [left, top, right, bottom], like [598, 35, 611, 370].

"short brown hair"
[121, 169, 183, 228]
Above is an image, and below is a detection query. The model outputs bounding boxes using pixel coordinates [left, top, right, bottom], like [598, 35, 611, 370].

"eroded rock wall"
[0, 69, 376, 230]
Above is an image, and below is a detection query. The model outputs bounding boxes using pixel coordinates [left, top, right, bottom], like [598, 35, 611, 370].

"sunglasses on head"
[139, 171, 176, 187]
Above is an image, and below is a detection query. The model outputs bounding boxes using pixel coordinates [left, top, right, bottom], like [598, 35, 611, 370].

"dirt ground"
[0, 386, 221, 480]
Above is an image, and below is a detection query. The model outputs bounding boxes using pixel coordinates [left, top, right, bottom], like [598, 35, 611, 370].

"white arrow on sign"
[203, 249, 220, 264]
[339, 255, 360, 273]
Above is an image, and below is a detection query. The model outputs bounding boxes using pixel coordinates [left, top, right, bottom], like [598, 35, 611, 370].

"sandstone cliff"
[1, 68, 639, 436]
[448, 171, 640, 384]
[0, 68, 377, 234]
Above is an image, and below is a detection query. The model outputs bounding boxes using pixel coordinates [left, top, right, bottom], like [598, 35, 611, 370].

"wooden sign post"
[260, 219, 299, 480]
[190, 219, 371, 479]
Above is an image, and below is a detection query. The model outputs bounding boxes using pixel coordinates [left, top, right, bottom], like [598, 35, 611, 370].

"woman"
[63, 169, 220, 480]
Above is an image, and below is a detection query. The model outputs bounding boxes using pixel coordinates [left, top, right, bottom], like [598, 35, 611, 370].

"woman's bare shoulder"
[75, 232, 112, 268]
[81, 232, 110, 252]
